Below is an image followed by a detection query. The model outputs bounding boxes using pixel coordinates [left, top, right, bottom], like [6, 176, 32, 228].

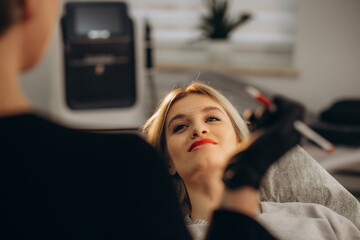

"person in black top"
[0, 0, 302, 239]
[0, 1, 189, 239]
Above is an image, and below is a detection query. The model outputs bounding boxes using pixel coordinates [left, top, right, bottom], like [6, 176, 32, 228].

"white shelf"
[152, 42, 298, 77]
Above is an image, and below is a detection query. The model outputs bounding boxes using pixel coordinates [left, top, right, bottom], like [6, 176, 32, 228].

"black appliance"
[62, 2, 136, 110]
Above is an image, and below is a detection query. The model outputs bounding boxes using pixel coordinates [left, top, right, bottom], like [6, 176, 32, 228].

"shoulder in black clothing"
[0, 113, 192, 240]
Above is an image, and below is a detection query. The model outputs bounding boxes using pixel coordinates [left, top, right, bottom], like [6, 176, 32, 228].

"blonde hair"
[142, 82, 250, 214]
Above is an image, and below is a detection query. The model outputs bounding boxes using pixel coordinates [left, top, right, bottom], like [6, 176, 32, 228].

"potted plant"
[198, 0, 252, 64]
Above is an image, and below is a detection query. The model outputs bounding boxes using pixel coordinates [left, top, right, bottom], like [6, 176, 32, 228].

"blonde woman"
[143, 82, 360, 239]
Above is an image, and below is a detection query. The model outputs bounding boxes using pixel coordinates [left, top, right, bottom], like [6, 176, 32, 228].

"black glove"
[223, 96, 305, 189]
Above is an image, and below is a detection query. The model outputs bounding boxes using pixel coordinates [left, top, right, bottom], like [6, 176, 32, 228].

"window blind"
[130, 0, 295, 51]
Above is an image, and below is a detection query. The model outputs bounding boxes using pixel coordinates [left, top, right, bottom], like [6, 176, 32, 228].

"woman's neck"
[185, 171, 225, 222]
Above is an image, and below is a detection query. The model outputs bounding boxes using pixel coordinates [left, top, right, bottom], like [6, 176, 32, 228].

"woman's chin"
[187, 158, 227, 178]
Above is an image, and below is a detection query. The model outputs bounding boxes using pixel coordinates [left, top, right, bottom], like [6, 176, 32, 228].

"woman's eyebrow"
[167, 114, 186, 130]
[202, 106, 225, 115]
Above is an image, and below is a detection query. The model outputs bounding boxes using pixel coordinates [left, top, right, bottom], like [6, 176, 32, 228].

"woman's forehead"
[166, 95, 225, 121]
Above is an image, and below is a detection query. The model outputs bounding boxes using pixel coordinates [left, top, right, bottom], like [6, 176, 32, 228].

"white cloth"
[257, 202, 360, 240]
[185, 202, 360, 240]
[184, 215, 209, 240]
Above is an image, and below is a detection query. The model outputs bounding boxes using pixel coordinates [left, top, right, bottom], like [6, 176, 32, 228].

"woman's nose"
[191, 125, 208, 138]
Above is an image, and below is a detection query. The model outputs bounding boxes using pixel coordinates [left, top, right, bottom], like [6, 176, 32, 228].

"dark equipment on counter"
[62, 2, 136, 110]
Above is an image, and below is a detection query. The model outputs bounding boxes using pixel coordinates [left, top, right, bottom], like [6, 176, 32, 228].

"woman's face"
[165, 94, 241, 181]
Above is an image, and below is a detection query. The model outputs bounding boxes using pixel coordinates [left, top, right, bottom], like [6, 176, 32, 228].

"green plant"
[198, 0, 251, 39]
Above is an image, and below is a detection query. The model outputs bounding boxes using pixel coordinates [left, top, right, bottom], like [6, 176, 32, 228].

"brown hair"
[0, 0, 24, 36]
[142, 82, 250, 214]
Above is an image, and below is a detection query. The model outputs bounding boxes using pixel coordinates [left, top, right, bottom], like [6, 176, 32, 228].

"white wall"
[245, 0, 360, 113]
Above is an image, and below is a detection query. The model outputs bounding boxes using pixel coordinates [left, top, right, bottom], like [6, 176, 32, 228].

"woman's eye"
[206, 116, 220, 122]
[173, 124, 187, 133]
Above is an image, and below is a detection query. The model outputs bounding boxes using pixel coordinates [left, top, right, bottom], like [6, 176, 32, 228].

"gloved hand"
[223, 96, 305, 189]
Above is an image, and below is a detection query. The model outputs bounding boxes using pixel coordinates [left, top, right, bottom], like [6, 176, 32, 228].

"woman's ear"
[21, 0, 36, 22]
[237, 134, 255, 153]
[164, 146, 177, 175]
[168, 160, 177, 176]
[235, 138, 244, 152]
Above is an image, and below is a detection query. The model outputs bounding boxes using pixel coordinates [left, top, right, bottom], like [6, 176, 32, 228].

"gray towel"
[259, 146, 360, 229]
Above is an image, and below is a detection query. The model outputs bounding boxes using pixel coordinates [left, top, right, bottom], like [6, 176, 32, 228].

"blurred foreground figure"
[0, 1, 191, 239]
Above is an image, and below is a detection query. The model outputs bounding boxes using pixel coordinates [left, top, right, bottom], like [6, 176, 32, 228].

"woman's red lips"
[188, 139, 217, 152]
